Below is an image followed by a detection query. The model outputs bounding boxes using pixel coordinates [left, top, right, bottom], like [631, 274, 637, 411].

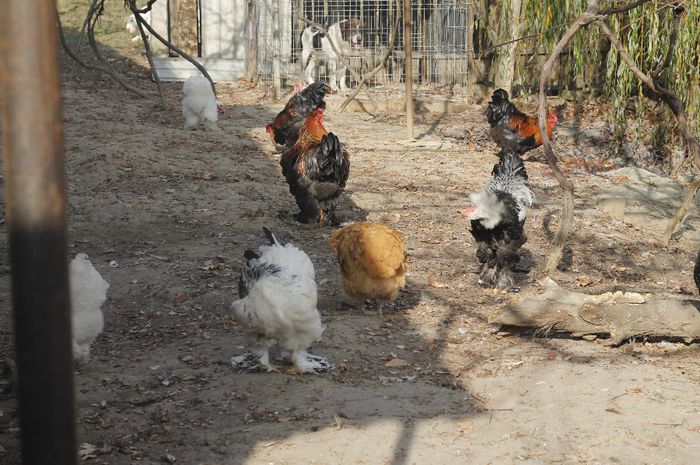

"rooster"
[487, 88, 558, 155]
[463, 151, 533, 290]
[266, 81, 331, 149]
[230, 227, 332, 374]
[70, 253, 110, 364]
[182, 74, 224, 131]
[328, 223, 407, 317]
[280, 108, 350, 226]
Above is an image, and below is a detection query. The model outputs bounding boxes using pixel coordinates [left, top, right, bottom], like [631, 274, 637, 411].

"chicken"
[486, 88, 558, 155]
[230, 227, 332, 374]
[182, 74, 222, 131]
[328, 223, 407, 317]
[280, 108, 350, 226]
[463, 150, 533, 290]
[266, 81, 331, 149]
[70, 253, 110, 364]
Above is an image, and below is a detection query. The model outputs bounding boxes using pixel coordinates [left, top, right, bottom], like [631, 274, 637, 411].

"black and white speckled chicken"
[230, 227, 332, 374]
[463, 150, 533, 290]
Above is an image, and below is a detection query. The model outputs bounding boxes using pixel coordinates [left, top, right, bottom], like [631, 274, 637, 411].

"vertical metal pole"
[272, 0, 282, 98]
[404, 0, 414, 139]
[0, 1, 76, 465]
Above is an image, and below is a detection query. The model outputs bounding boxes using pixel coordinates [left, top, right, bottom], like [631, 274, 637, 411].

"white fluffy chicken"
[70, 253, 109, 364]
[182, 74, 222, 131]
[231, 227, 332, 374]
[463, 150, 533, 290]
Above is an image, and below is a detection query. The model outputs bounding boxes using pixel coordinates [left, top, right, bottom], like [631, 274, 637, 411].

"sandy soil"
[1, 40, 700, 465]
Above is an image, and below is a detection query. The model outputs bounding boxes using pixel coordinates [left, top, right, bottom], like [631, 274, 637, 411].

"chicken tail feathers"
[317, 132, 346, 180]
[262, 227, 279, 246]
[244, 249, 260, 261]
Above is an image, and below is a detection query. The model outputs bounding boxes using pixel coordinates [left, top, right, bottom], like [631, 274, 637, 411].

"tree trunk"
[493, 0, 523, 94]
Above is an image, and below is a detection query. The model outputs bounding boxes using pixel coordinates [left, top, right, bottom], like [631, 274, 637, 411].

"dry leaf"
[385, 358, 409, 368]
[577, 275, 592, 286]
[626, 386, 642, 394]
[605, 407, 623, 415]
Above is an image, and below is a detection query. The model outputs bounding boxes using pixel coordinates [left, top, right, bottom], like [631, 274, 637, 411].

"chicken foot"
[230, 345, 280, 373]
[291, 350, 334, 374]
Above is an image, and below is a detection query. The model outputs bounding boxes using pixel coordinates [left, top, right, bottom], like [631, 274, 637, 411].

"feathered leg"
[230, 342, 279, 373]
[494, 234, 524, 291]
[293, 190, 322, 224]
[319, 199, 341, 226]
[291, 350, 333, 374]
[475, 241, 497, 285]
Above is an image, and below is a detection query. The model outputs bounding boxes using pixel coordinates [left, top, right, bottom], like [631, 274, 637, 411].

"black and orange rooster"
[266, 81, 331, 149]
[486, 89, 558, 155]
[280, 108, 350, 226]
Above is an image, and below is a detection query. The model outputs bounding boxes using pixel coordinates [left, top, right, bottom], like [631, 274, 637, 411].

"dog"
[300, 18, 362, 93]
[125, 10, 152, 42]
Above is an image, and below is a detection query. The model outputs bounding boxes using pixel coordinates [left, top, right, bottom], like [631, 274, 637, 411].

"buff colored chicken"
[328, 223, 407, 317]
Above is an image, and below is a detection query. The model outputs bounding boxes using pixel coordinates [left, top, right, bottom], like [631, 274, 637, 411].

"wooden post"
[244, 0, 259, 81]
[0, 1, 76, 465]
[403, 0, 414, 139]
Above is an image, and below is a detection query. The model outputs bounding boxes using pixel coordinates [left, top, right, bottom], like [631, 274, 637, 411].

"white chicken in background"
[182, 74, 223, 131]
[231, 227, 332, 374]
[70, 253, 109, 364]
[125, 10, 151, 42]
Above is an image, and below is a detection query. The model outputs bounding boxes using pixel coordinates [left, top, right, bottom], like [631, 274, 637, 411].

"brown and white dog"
[301, 18, 362, 93]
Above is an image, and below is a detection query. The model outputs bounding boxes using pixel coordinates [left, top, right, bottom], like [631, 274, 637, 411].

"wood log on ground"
[489, 278, 700, 346]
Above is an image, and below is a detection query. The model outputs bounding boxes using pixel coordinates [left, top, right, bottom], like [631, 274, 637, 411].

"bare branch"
[76, 0, 100, 53]
[134, 9, 165, 108]
[57, 6, 155, 99]
[599, 0, 652, 15]
[537, 4, 603, 272]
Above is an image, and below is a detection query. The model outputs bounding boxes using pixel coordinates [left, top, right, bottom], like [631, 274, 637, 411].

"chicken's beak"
[461, 206, 477, 219]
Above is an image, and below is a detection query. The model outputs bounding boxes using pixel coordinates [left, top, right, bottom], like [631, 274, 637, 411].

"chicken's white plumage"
[70, 253, 109, 364]
[231, 228, 331, 374]
[182, 75, 220, 131]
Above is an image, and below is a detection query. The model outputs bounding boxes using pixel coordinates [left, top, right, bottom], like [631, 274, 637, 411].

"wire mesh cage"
[254, 0, 476, 99]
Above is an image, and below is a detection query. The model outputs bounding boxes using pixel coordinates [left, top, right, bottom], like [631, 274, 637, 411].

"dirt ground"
[2, 9, 700, 464]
